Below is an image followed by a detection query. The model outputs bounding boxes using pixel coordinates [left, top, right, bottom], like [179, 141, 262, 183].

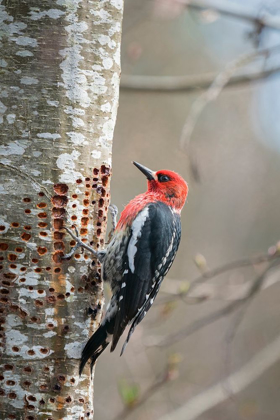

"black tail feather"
[120, 281, 162, 356]
[79, 323, 109, 376]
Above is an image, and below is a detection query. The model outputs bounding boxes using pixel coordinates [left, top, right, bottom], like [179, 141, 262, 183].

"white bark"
[0, 0, 123, 418]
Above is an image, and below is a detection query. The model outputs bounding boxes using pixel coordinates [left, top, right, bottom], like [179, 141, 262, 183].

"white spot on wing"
[156, 223, 177, 274]
[104, 298, 117, 322]
[127, 206, 149, 273]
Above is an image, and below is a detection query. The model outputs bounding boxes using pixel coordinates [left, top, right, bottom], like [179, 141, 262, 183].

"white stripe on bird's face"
[127, 206, 150, 273]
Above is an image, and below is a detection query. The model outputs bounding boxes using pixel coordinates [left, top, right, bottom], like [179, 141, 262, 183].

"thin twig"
[114, 374, 169, 420]
[62, 242, 82, 260]
[113, 356, 181, 420]
[63, 226, 99, 257]
[150, 299, 244, 348]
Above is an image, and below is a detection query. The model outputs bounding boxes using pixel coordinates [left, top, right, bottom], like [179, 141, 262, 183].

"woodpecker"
[79, 161, 188, 375]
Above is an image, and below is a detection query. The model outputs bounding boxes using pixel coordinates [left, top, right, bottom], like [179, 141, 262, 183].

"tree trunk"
[0, 0, 123, 418]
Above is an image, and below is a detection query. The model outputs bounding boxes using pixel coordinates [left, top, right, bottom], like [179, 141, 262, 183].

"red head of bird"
[117, 162, 188, 229]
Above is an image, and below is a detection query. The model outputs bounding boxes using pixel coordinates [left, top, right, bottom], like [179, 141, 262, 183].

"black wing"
[111, 201, 181, 352]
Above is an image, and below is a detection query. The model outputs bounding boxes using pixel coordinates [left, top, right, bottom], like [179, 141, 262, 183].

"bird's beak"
[133, 161, 155, 181]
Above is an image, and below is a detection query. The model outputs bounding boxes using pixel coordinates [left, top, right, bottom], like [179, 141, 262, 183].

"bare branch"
[182, 0, 280, 31]
[158, 333, 280, 420]
[160, 267, 280, 302]
[158, 248, 280, 304]
[149, 299, 244, 348]
[121, 0, 280, 94]
[149, 261, 280, 347]
[121, 64, 280, 93]
[63, 226, 99, 257]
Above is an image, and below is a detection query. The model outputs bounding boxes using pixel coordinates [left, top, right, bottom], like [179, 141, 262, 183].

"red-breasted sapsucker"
[79, 162, 188, 374]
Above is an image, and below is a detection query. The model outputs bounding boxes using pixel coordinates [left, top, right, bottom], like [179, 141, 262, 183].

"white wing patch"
[155, 216, 176, 273]
[127, 206, 149, 273]
[103, 296, 117, 323]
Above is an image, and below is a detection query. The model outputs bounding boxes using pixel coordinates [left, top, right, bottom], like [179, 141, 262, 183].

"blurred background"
[95, 1, 280, 419]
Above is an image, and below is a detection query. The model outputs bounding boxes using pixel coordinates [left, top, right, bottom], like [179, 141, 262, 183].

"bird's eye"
[158, 174, 170, 182]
